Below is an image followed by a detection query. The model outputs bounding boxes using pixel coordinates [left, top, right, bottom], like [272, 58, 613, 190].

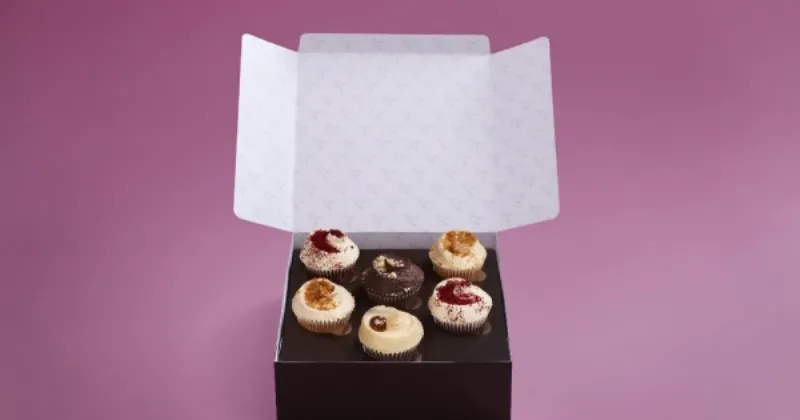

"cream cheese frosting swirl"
[429, 231, 487, 271]
[358, 305, 424, 354]
[299, 229, 360, 272]
[428, 278, 493, 325]
[291, 278, 355, 323]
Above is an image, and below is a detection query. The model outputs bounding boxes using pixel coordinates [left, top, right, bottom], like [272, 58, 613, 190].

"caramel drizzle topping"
[303, 278, 338, 310]
[369, 315, 388, 332]
[443, 231, 477, 256]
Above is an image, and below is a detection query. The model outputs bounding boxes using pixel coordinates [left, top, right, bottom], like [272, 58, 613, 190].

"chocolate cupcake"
[429, 231, 487, 285]
[358, 305, 424, 361]
[291, 278, 355, 336]
[428, 278, 493, 334]
[299, 229, 360, 283]
[361, 254, 424, 308]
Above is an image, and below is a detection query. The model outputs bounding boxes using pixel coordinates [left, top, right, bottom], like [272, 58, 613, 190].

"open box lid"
[234, 33, 559, 239]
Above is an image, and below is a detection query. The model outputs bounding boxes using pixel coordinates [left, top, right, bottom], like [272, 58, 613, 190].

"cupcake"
[291, 278, 355, 335]
[361, 254, 424, 307]
[358, 305, 424, 361]
[429, 231, 487, 284]
[428, 278, 493, 334]
[299, 229, 360, 281]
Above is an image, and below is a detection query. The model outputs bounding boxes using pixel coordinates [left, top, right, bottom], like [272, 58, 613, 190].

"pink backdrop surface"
[2, 0, 799, 419]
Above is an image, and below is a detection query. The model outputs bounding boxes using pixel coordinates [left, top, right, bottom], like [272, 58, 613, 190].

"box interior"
[276, 248, 511, 362]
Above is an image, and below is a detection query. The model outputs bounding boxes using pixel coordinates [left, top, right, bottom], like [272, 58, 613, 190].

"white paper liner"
[433, 317, 491, 335]
[362, 345, 421, 361]
[432, 265, 487, 286]
[295, 313, 353, 336]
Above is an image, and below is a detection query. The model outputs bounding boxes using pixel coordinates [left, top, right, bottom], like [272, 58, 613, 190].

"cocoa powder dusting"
[303, 278, 338, 310]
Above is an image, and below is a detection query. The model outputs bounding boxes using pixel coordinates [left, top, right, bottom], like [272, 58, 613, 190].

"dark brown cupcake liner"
[363, 345, 421, 361]
[296, 314, 353, 336]
[364, 285, 422, 309]
[432, 264, 487, 286]
[433, 317, 491, 335]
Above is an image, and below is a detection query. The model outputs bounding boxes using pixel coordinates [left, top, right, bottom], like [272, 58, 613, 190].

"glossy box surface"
[275, 249, 512, 420]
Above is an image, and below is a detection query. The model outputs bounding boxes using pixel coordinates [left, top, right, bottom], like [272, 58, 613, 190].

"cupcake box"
[234, 33, 559, 420]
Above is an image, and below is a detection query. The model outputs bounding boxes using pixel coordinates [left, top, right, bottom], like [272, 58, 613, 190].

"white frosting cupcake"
[358, 305, 424, 360]
[291, 278, 355, 335]
[299, 229, 360, 276]
[429, 231, 487, 282]
[428, 278, 492, 334]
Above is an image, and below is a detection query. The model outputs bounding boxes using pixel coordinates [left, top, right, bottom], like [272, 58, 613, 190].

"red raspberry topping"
[435, 279, 482, 305]
[309, 230, 343, 254]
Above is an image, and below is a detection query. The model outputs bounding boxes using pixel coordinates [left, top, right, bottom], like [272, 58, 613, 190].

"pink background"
[2, 0, 799, 419]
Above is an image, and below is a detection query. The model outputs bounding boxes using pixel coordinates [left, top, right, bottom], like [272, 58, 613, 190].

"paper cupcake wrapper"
[296, 313, 353, 336]
[363, 345, 420, 361]
[433, 317, 489, 335]
[432, 264, 486, 286]
[364, 285, 422, 307]
[305, 265, 360, 290]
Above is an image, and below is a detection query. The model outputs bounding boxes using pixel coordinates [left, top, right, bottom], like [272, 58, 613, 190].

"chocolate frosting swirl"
[361, 254, 424, 296]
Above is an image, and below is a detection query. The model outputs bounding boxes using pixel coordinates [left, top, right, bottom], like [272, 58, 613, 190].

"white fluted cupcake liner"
[363, 345, 420, 361]
[364, 285, 422, 307]
[433, 317, 489, 335]
[296, 313, 353, 336]
[432, 264, 486, 286]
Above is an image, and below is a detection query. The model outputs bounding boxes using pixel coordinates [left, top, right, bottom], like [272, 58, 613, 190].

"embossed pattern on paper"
[491, 37, 559, 230]
[234, 34, 559, 238]
[234, 35, 297, 230]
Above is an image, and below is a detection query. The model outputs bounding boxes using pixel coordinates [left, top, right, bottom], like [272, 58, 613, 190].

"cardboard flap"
[299, 34, 490, 54]
[233, 35, 298, 231]
[233, 34, 559, 237]
[292, 34, 496, 233]
[491, 37, 560, 230]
